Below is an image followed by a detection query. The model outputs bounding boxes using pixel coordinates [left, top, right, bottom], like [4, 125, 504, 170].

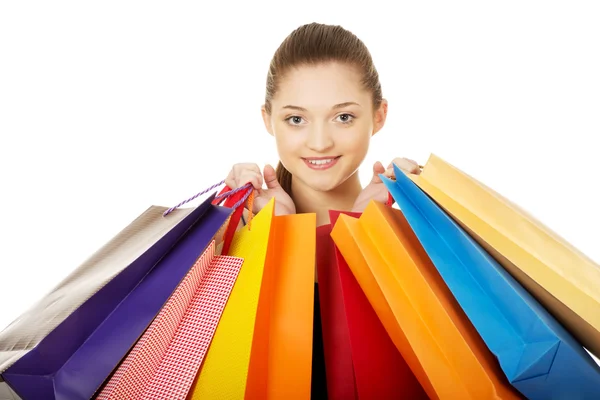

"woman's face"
[263, 62, 387, 192]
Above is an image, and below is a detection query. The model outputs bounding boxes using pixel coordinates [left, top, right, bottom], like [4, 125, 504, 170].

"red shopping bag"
[315, 210, 426, 399]
[96, 240, 244, 399]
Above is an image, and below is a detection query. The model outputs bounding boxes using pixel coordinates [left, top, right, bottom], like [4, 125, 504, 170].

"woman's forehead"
[272, 63, 370, 109]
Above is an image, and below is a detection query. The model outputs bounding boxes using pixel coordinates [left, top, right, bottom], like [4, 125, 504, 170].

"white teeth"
[308, 159, 334, 165]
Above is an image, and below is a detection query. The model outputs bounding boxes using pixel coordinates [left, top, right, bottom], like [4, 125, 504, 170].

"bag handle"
[212, 184, 255, 254]
[384, 164, 424, 208]
[163, 181, 255, 255]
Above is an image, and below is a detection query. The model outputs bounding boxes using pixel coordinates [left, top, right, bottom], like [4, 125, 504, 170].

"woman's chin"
[294, 173, 350, 193]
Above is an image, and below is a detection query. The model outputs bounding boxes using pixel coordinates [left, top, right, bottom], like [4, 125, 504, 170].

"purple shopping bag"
[1, 193, 234, 400]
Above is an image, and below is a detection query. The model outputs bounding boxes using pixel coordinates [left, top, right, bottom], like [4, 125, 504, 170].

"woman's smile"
[303, 156, 341, 170]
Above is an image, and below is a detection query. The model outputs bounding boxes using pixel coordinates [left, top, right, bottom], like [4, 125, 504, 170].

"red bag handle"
[212, 184, 254, 255]
[163, 180, 255, 255]
[385, 192, 395, 207]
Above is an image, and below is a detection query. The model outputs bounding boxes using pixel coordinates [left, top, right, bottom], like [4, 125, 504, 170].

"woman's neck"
[291, 173, 363, 226]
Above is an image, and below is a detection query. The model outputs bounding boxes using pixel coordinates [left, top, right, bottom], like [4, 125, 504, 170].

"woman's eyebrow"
[332, 101, 361, 109]
[282, 105, 307, 112]
[282, 101, 361, 112]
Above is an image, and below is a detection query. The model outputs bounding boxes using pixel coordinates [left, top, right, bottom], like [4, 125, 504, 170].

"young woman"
[226, 22, 421, 398]
[225, 22, 421, 227]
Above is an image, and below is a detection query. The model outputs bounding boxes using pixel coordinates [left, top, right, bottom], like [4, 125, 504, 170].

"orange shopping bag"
[244, 212, 316, 399]
[331, 201, 522, 400]
[188, 200, 316, 399]
[409, 154, 600, 358]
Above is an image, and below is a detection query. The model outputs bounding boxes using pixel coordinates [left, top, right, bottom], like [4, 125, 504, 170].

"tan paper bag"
[409, 153, 600, 358]
[0, 204, 203, 377]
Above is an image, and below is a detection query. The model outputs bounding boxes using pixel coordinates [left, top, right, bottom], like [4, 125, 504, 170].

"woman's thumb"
[263, 164, 282, 189]
[370, 161, 386, 184]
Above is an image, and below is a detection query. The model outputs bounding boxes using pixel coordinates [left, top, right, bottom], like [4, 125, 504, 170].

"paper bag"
[331, 202, 521, 399]
[2, 195, 231, 399]
[386, 164, 600, 399]
[316, 210, 426, 399]
[96, 240, 244, 399]
[409, 154, 600, 358]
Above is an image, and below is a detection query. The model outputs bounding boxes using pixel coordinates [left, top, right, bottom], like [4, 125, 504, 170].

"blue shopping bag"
[383, 164, 600, 400]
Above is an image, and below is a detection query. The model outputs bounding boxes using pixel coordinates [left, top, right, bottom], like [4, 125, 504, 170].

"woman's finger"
[390, 157, 421, 174]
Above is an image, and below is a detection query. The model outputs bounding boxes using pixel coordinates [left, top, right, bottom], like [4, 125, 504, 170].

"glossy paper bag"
[188, 199, 275, 399]
[316, 210, 426, 399]
[0, 201, 207, 373]
[2, 195, 231, 399]
[386, 164, 600, 399]
[331, 202, 521, 399]
[408, 154, 600, 359]
[96, 240, 244, 399]
[244, 212, 316, 400]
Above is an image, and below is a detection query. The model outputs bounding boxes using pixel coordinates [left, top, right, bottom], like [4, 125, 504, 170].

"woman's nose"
[306, 123, 334, 152]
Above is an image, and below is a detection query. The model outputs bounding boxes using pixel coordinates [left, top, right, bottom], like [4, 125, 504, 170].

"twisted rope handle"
[163, 181, 254, 217]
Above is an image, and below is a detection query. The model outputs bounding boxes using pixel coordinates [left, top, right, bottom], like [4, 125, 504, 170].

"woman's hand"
[351, 157, 421, 213]
[225, 163, 296, 216]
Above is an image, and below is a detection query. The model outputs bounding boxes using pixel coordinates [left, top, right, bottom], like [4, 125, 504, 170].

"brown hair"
[264, 22, 383, 195]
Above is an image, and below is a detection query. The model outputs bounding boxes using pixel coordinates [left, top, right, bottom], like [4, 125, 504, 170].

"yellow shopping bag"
[188, 199, 274, 399]
[188, 200, 316, 399]
[409, 153, 600, 358]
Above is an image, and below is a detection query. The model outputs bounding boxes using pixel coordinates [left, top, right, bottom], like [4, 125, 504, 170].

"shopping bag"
[1, 194, 233, 400]
[0, 199, 207, 374]
[189, 200, 317, 399]
[95, 240, 244, 399]
[315, 213, 359, 399]
[385, 164, 600, 399]
[188, 199, 275, 399]
[408, 153, 600, 358]
[0, 381, 19, 400]
[316, 210, 426, 399]
[244, 212, 316, 399]
[331, 201, 522, 399]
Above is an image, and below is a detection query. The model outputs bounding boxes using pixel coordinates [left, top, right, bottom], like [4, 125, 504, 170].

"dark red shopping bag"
[315, 210, 427, 399]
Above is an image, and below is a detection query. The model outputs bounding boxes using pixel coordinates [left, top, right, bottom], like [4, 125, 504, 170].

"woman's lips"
[303, 156, 340, 170]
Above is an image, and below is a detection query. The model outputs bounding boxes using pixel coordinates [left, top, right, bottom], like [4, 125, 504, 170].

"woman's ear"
[261, 104, 274, 136]
[372, 98, 388, 136]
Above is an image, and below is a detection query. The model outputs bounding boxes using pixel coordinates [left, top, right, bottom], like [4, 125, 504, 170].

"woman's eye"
[336, 113, 354, 124]
[286, 116, 305, 125]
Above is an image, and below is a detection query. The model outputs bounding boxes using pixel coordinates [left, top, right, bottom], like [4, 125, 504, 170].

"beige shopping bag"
[0, 201, 213, 376]
[408, 153, 600, 358]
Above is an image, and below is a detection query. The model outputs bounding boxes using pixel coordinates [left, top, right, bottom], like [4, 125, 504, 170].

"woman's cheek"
[336, 126, 371, 157]
[275, 128, 305, 154]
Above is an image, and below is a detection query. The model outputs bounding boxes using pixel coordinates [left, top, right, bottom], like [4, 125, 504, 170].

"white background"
[0, 0, 599, 346]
